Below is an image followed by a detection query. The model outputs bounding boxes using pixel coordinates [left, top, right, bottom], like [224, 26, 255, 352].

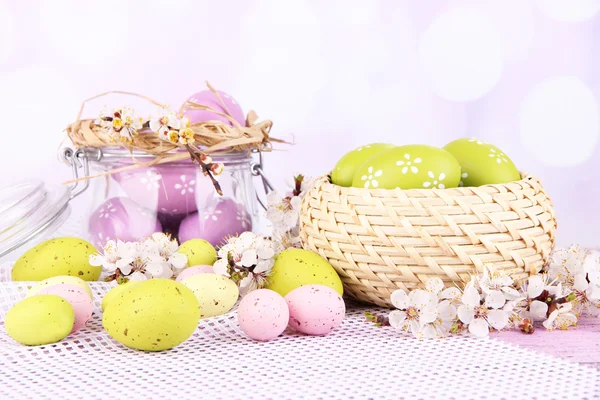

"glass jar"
[80, 147, 266, 250]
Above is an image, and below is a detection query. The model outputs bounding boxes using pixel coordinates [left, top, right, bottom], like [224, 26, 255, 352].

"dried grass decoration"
[65, 82, 286, 194]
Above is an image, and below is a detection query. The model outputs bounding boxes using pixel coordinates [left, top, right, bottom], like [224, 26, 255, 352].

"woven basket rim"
[319, 172, 537, 195]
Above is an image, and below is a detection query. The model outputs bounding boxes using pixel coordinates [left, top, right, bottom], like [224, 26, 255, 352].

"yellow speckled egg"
[181, 273, 239, 318]
[178, 239, 217, 266]
[5, 295, 75, 346]
[266, 249, 343, 297]
[12, 237, 101, 281]
[26, 276, 93, 300]
[102, 279, 200, 352]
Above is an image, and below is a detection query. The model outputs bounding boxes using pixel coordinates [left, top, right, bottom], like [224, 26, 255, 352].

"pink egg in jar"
[37, 284, 94, 333]
[112, 164, 202, 216]
[88, 197, 162, 250]
[178, 198, 252, 247]
[285, 285, 346, 336]
[183, 90, 245, 127]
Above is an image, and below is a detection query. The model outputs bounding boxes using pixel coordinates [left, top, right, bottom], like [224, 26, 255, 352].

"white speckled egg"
[181, 274, 239, 318]
[285, 285, 345, 335]
[37, 284, 94, 332]
[237, 289, 289, 341]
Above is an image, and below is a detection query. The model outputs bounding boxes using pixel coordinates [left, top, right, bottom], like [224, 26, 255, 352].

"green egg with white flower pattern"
[443, 138, 521, 187]
[351, 145, 461, 190]
[331, 143, 396, 187]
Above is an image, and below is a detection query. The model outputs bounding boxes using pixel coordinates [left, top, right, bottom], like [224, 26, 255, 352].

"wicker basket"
[299, 174, 557, 307]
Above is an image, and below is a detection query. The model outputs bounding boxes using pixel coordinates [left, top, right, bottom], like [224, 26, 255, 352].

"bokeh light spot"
[536, 0, 600, 22]
[519, 76, 599, 167]
[419, 8, 504, 102]
[40, 0, 128, 64]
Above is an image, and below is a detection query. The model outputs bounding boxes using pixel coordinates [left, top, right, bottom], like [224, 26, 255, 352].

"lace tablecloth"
[1, 279, 599, 400]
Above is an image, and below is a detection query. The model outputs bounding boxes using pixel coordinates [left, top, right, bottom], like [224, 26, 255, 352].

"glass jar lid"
[0, 180, 71, 259]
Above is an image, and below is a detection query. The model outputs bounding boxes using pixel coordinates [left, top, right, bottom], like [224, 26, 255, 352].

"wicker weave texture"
[299, 175, 557, 307]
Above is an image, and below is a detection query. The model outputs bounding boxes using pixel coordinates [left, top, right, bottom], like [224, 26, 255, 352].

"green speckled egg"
[331, 143, 396, 187]
[351, 145, 461, 190]
[5, 295, 75, 346]
[266, 249, 343, 297]
[101, 281, 142, 312]
[102, 279, 200, 352]
[12, 237, 101, 281]
[443, 138, 521, 186]
[178, 239, 217, 266]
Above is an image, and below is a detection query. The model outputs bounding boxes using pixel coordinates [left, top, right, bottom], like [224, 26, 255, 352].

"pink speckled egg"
[88, 197, 162, 249]
[178, 198, 252, 247]
[183, 90, 245, 127]
[285, 285, 346, 336]
[113, 164, 204, 215]
[237, 289, 289, 341]
[175, 265, 215, 282]
[37, 284, 93, 333]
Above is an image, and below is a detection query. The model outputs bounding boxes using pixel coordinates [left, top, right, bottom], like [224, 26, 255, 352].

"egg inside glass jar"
[178, 198, 252, 247]
[183, 90, 245, 127]
[88, 197, 162, 250]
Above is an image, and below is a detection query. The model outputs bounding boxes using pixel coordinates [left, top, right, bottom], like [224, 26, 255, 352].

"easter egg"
[237, 289, 289, 341]
[175, 265, 215, 282]
[5, 295, 75, 346]
[37, 284, 93, 332]
[183, 90, 245, 127]
[331, 143, 396, 187]
[26, 276, 93, 300]
[181, 274, 239, 318]
[101, 281, 142, 312]
[443, 138, 521, 186]
[285, 285, 346, 335]
[113, 164, 203, 216]
[178, 239, 217, 266]
[88, 197, 162, 250]
[351, 145, 461, 190]
[12, 237, 101, 282]
[103, 279, 200, 351]
[266, 248, 343, 298]
[178, 198, 252, 247]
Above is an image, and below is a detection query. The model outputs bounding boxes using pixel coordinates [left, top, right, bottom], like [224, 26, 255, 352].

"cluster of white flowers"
[213, 232, 282, 295]
[98, 107, 144, 143]
[89, 233, 187, 282]
[265, 174, 313, 249]
[388, 246, 600, 339]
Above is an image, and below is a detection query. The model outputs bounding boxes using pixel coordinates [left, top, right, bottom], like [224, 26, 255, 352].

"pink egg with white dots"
[88, 197, 162, 250]
[37, 284, 94, 333]
[237, 289, 289, 341]
[183, 90, 245, 127]
[175, 265, 215, 282]
[178, 198, 252, 247]
[285, 285, 346, 336]
[112, 164, 205, 216]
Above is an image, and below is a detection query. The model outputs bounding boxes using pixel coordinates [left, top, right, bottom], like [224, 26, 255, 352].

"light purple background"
[0, 0, 598, 247]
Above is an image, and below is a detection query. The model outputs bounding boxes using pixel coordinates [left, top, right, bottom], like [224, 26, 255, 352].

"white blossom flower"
[389, 289, 438, 338]
[547, 246, 600, 317]
[89, 240, 136, 274]
[213, 232, 279, 295]
[266, 191, 302, 233]
[457, 287, 509, 337]
[103, 107, 143, 143]
[479, 264, 521, 301]
[542, 302, 578, 331]
[420, 299, 457, 339]
[150, 108, 180, 137]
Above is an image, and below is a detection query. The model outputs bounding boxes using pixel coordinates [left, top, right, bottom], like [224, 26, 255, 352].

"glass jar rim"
[87, 147, 253, 166]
